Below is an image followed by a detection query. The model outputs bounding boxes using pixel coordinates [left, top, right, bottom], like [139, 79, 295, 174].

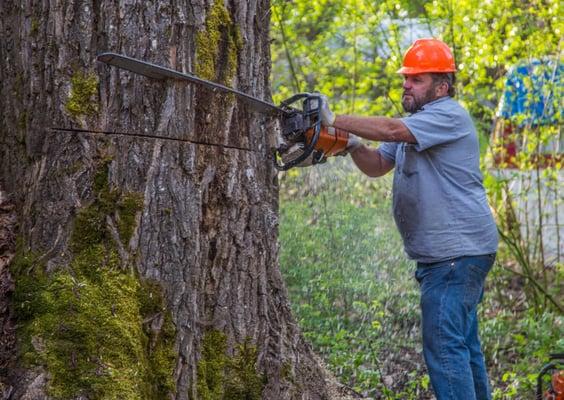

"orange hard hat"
[397, 38, 456, 75]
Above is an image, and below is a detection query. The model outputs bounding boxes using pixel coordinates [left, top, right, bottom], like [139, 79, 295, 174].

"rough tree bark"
[0, 1, 350, 399]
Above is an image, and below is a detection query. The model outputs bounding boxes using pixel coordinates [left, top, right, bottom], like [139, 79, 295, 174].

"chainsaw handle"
[274, 93, 323, 171]
[279, 92, 315, 108]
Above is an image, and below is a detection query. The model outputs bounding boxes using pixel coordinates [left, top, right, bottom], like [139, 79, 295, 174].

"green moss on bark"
[224, 339, 265, 400]
[18, 111, 27, 130]
[10, 162, 176, 399]
[197, 330, 228, 400]
[70, 160, 143, 253]
[66, 71, 99, 118]
[117, 193, 144, 244]
[195, 0, 243, 85]
[145, 310, 177, 395]
[196, 331, 265, 400]
[30, 18, 39, 36]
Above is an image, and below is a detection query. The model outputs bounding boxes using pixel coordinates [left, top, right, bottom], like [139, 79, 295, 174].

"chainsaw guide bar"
[97, 52, 290, 117]
[85, 52, 349, 170]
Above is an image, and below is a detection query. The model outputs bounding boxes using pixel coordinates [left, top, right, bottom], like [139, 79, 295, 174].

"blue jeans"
[415, 254, 495, 400]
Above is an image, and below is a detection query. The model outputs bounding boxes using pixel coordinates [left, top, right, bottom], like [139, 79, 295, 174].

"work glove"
[346, 134, 362, 154]
[318, 94, 336, 126]
[336, 133, 362, 156]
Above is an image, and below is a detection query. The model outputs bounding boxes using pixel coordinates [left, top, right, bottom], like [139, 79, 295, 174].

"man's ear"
[436, 81, 449, 96]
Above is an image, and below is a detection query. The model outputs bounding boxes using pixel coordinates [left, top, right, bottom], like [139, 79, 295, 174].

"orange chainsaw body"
[305, 126, 350, 157]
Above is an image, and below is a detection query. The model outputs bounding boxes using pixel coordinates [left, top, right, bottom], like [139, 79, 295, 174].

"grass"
[279, 159, 429, 398]
[279, 157, 563, 399]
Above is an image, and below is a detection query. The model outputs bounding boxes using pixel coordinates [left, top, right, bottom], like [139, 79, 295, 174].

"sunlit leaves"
[271, 0, 408, 116]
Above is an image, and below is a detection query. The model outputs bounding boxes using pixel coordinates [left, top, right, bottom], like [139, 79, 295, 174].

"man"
[319, 38, 498, 400]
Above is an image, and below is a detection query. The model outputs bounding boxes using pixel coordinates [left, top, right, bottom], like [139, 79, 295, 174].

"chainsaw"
[84, 53, 351, 171]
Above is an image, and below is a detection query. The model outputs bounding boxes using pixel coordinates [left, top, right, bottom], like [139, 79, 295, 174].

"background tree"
[0, 1, 348, 398]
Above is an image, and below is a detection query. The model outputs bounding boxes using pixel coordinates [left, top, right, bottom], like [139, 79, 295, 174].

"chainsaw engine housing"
[274, 93, 349, 170]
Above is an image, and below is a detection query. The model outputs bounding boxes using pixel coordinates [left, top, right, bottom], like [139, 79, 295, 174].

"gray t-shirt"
[379, 96, 498, 263]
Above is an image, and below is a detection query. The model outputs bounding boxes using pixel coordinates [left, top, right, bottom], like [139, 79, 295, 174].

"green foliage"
[280, 161, 427, 398]
[271, 0, 407, 116]
[279, 160, 562, 398]
[271, 0, 561, 128]
[438, 0, 563, 315]
[484, 168, 563, 314]
[480, 307, 564, 399]
[273, 2, 562, 397]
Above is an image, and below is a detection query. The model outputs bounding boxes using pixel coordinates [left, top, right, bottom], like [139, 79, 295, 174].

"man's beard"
[401, 86, 438, 113]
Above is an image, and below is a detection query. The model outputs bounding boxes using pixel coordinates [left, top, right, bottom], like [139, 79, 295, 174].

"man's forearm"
[334, 115, 416, 144]
[349, 146, 394, 177]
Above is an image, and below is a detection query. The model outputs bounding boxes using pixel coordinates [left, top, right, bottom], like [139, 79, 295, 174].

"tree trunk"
[0, 1, 343, 398]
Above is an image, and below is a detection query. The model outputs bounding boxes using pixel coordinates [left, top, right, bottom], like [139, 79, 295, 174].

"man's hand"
[346, 134, 362, 153]
[336, 133, 362, 156]
[318, 94, 336, 126]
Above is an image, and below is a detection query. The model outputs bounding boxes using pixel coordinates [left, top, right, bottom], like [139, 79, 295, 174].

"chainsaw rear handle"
[305, 126, 349, 157]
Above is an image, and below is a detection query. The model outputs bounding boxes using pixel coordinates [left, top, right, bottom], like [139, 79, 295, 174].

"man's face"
[401, 73, 440, 113]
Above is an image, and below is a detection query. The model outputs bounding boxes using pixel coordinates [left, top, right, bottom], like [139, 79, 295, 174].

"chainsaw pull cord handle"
[273, 93, 322, 171]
